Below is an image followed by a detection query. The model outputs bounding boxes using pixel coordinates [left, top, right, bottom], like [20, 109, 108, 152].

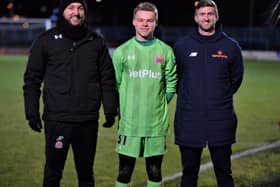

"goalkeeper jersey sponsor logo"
[129, 69, 161, 79]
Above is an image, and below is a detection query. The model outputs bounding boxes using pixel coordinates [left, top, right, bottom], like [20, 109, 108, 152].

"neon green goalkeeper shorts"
[116, 135, 166, 158]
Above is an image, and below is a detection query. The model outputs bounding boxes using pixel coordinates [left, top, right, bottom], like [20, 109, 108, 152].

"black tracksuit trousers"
[43, 121, 98, 187]
[179, 145, 234, 187]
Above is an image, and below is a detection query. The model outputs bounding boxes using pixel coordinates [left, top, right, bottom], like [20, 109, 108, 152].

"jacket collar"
[191, 24, 224, 43]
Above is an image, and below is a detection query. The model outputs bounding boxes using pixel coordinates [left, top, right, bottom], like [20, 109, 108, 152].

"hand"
[103, 114, 115, 128]
[28, 117, 42, 133]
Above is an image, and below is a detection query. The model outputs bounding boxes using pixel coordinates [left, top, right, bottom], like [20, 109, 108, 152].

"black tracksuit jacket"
[23, 27, 118, 122]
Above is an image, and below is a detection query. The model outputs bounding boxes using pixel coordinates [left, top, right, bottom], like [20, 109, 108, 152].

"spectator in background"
[112, 2, 177, 187]
[0, 0, 14, 17]
[173, 0, 244, 186]
[23, 0, 118, 186]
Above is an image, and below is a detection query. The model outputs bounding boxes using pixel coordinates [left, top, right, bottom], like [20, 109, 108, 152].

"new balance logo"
[189, 52, 198, 57]
[54, 34, 63, 39]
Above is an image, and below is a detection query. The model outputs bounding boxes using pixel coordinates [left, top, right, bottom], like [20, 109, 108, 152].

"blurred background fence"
[1, 18, 280, 52]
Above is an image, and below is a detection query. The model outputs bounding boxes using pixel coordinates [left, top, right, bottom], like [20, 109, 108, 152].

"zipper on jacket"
[69, 36, 94, 52]
[203, 45, 208, 119]
[69, 42, 76, 52]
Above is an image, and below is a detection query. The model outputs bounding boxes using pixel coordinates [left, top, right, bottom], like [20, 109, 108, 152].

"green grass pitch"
[0, 55, 279, 187]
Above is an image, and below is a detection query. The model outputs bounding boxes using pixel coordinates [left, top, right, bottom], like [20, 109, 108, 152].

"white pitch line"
[162, 140, 280, 183]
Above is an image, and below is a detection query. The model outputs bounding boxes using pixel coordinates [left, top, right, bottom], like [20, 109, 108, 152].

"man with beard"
[173, 0, 244, 186]
[23, 0, 118, 186]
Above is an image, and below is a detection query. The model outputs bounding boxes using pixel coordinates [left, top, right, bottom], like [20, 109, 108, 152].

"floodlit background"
[1, 0, 280, 49]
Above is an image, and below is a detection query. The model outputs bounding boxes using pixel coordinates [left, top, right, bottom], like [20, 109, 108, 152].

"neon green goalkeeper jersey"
[112, 37, 177, 137]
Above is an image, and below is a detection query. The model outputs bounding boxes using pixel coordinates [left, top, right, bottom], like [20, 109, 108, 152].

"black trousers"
[43, 121, 98, 187]
[179, 145, 234, 187]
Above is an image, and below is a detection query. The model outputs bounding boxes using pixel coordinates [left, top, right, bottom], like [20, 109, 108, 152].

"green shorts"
[116, 135, 166, 158]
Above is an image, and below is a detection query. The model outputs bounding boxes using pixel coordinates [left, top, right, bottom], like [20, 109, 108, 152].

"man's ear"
[194, 15, 198, 24]
[132, 19, 136, 27]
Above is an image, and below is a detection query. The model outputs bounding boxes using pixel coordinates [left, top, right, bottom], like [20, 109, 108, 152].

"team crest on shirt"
[54, 136, 64, 149]
[211, 50, 228, 59]
[155, 55, 163, 64]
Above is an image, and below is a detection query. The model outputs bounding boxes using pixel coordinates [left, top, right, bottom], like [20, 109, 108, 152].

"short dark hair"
[194, 0, 218, 18]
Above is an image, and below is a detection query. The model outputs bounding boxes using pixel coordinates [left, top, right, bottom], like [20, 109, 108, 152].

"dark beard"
[200, 25, 215, 33]
[57, 16, 88, 41]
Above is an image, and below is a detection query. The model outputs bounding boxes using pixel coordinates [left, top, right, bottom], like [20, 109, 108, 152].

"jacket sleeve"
[99, 40, 118, 116]
[173, 40, 184, 93]
[230, 43, 244, 94]
[165, 46, 177, 94]
[112, 47, 123, 91]
[23, 37, 46, 120]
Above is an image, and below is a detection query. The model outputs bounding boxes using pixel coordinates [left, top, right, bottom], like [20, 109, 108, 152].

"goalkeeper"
[112, 2, 177, 187]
